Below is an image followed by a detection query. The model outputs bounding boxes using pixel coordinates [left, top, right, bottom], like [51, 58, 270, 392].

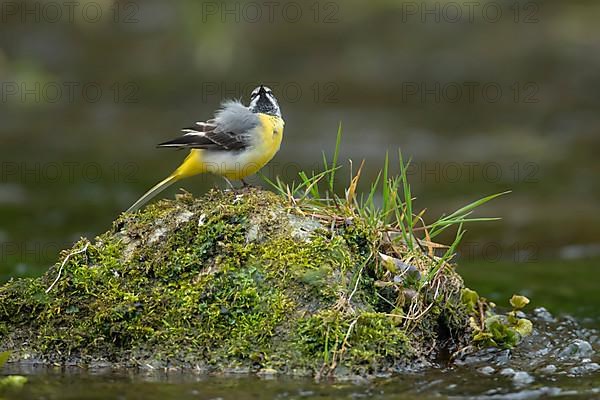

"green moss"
[0, 188, 483, 376]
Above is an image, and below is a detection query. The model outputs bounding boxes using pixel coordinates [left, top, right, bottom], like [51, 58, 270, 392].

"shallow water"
[1, 1, 599, 397]
[2, 362, 599, 399]
[2, 310, 598, 399]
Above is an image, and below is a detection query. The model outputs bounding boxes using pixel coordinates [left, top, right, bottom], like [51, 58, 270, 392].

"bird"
[126, 85, 284, 212]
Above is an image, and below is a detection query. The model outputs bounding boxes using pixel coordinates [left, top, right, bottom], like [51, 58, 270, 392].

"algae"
[0, 188, 526, 377]
[465, 290, 534, 349]
[0, 351, 27, 392]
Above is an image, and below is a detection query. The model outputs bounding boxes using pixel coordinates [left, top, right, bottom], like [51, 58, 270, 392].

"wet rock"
[493, 349, 511, 365]
[499, 368, 515, 376]
[478, 366, 495, 375]
[512, 371, 534, 385]
[559, 339, 594, 358]
[454, 347, 504, 366]
[532, 307, 555, 322]
[568, 363, 600, 375]
[539, 364, 557, 374]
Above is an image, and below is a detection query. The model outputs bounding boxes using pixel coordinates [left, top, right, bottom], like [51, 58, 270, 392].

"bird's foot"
[237, 179, 259, 192]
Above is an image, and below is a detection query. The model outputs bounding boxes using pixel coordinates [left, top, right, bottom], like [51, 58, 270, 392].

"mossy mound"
[0, 188, 475, 377]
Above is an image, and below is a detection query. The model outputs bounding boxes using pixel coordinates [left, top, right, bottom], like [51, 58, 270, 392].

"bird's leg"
[223, 177, 235, 190]
[240, 178, 250, 188]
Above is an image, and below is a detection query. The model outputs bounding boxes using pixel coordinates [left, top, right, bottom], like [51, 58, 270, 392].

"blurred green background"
[0, 0, 599, 319]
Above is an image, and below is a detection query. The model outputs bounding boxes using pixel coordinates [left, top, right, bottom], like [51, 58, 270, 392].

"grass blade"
[328, 122, 343, 190]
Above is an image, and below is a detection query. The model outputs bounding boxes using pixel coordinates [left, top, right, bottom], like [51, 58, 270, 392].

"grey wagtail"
[126, 85, 284, 212]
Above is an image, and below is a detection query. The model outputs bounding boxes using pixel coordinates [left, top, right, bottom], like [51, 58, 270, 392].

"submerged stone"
[539, 364, 557, 374]
[477, 366, 495, 375]
[0, 189, 494, 377]
[559, 339, 594, 359]
[568, 362, 600, 375]
[512, 371, 534, 386]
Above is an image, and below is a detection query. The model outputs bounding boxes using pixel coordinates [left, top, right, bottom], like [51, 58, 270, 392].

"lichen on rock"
[0, 188, 507, 377]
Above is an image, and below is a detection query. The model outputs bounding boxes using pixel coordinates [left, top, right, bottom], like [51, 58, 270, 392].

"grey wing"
[158, 100, 259, 151]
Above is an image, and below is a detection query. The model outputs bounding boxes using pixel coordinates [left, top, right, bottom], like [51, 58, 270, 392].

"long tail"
[126, 150, 206, 213]
[126, 173, 180, 213]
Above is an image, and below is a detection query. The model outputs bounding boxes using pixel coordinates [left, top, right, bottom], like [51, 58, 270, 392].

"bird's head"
[249, 85, 281, 118]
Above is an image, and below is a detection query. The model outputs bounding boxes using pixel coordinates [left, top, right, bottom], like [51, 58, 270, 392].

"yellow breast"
[257, 113, 285, 159]
[219, 113, 284, 180]
[234, 113, 284, 178]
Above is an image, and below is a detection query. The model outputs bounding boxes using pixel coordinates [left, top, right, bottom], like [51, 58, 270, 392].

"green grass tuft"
[261, 129, 508, 300]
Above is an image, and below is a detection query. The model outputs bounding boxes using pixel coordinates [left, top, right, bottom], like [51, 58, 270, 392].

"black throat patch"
[249, 86, 281, 117]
